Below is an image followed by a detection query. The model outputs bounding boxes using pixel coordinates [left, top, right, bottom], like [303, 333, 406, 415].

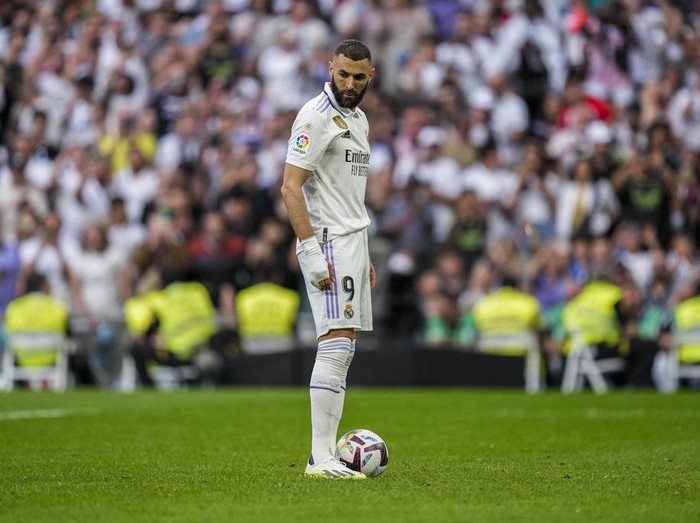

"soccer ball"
[335, 428, 389, 477]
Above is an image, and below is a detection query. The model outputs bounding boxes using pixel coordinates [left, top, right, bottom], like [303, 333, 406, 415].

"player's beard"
[330, 77, 368, 109]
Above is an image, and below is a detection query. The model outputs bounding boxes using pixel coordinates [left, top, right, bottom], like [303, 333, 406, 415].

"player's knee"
[319, 329, 356, 342]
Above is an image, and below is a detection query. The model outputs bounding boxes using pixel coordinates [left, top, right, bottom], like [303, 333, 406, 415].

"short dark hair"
[477, 138, 497, 158]
[501, 275, 519, 289]
[334, 39, 371, 62]
[160, 249, 194, 286]
[25, 272, 48, 294]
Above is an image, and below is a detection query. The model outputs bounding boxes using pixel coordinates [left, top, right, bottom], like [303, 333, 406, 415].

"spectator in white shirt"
[396, 36, 446, 102]
[613, 222, 658, 293]
[463, 140, 519, 244]
[106, 197, 147, 258]
[436, 10, 479, 97]
[0, 146, 49, 244]
[256, 26, 304, 112]
[508, 140, 558, 246]
[63, 76, 100, 148]
[155, 112, 202, 176]
[285, 0, 331, 60]
[555, 156, 619, 241]
[110, 145, 161, 224]
[413, 126, 462, 242]
[487, 72, 529, 167]
[391, 104, 430, 189]
[17, 211, 72, 306]
[55, 148, 112, 248]
[68, 222, 130, 324]
[7, 132, 54, 191]
[667, 69, 700, 152]
[466, 85, 495, 149]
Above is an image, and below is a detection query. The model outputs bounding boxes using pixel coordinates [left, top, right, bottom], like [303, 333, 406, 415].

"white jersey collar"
[323, 83, 355, 117]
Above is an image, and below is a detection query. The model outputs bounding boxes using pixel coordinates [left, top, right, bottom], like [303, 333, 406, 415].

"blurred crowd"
[1, 0, 700, 372]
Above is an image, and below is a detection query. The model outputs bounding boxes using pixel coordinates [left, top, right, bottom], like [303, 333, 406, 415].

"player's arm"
[281, 163, 315, 240]
[281, 163, 334, 290]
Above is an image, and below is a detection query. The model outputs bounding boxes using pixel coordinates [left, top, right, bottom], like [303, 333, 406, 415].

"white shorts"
[297, 228, 373, 338]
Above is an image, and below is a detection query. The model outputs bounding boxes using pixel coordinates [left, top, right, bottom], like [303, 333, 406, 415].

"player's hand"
[301, 235, 334, 291]
[369, 259, 376, 289]
[319, 260, 336, 291]
[307, 251, 331, 290]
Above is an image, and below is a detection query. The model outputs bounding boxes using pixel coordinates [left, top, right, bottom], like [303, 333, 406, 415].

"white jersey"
[286, 83, 371, 241]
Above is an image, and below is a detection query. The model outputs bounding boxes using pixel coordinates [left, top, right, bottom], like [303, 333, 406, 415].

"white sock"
[309, 337, 352, 464]
[333, 340, 356, 436]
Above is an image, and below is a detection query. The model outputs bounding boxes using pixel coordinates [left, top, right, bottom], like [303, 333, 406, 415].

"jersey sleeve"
[285, 109, 331, 171]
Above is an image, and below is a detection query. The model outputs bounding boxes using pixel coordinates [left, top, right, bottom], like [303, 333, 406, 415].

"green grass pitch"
[1, 388, 699, 523]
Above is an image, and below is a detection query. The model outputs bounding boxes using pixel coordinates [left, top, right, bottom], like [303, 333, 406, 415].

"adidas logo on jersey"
[341, 130, 351, 139]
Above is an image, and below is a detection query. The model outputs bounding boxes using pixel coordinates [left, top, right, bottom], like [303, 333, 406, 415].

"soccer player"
[281, 39, 375, 480]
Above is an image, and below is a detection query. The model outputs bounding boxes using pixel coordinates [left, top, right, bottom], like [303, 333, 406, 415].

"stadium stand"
[1, 0, 699, 390]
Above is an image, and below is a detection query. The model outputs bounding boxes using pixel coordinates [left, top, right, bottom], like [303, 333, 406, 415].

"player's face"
[329, 54, 374, 109]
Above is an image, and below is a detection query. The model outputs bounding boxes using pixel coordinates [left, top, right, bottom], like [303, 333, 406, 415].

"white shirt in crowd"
[555, 179, 619, 240]
[107, 222, 146, 258]
[18, 238, 71, 305]
[462, 162, 519, 204]
[414, 143, 462, 243]
[258, 35, 305, 113]
[463, 161, 519, 243]
[667, 83, 700, 152]
[55, 165, 111, 246]
[0, 167, 49, 243]
[66, 246, 127, 320]
[516, 172, 560, 228]
[110, 166, 161, 224]
[490, 90, 529, 165]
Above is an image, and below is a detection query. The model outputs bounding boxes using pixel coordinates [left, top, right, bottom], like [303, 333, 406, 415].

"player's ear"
[328, 60, 333, 76]
[368, 67, 376, 82]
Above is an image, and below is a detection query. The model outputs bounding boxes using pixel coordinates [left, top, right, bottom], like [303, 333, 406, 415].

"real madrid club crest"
[344, 304, 354, 319]
[333, 115, 348, 129]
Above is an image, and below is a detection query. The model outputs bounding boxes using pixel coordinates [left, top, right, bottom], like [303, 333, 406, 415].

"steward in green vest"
[616, 278, 670, 388]
[562, 279, 625, 355]
[236, 282, 300, 353]
[673, 291, 700, 364]
[124, 258, 222, 387]
[4, 273, 69, 367]
[471, 277, 544, 356]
